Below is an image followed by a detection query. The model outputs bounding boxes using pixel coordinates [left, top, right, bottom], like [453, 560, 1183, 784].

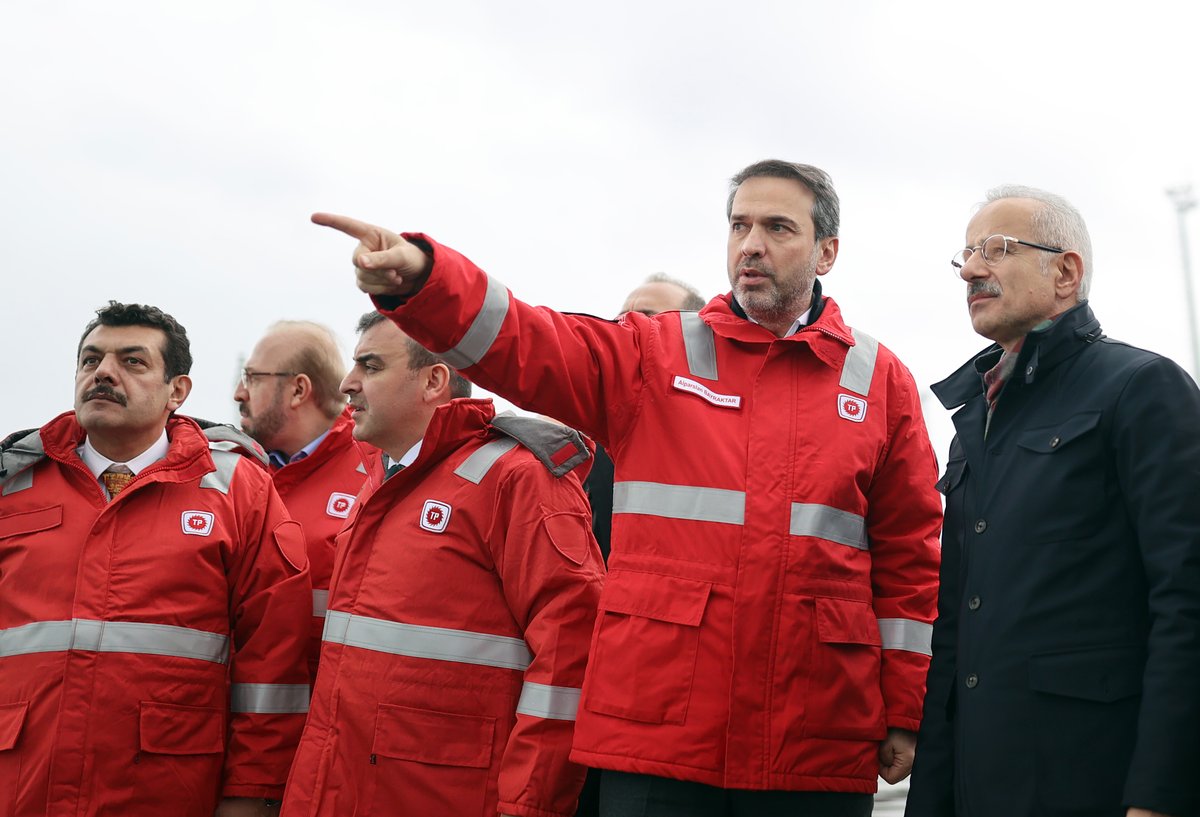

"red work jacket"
[270, 409, 374, 678]
[0, 413, 311, 815]
[372, 235, 942, 792]
[281, 399, 605, 817]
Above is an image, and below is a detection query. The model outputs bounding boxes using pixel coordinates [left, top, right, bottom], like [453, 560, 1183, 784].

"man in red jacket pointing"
[312, 160, 942, 816]
[0, 302, 311, 816]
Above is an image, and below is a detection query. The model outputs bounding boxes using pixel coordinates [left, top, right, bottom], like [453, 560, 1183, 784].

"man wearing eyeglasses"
[906, 187, 1200, 817]
[234, 321, 375, 679]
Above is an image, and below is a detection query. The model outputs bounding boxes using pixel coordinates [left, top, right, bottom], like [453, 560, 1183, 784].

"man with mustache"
[280, 312, 604, 817]
[234, 320, 374, 679]
[311, 159, 942, 816]
[906, 188, 1200, 817]
[0, 301, 311, 817]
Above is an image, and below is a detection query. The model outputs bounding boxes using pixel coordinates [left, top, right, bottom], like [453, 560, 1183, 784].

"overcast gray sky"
[3, 1, 1197, 462]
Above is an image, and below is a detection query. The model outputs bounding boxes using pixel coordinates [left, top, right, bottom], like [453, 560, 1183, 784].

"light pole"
[1167, 185, 1198, 379]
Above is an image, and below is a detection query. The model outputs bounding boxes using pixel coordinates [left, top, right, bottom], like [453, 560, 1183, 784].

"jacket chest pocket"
[1012, 411, 1108, 542]
[583, 571, 711, 725]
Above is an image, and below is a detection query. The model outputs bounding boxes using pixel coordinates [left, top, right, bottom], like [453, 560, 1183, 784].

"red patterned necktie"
[101, 464, 134, 498]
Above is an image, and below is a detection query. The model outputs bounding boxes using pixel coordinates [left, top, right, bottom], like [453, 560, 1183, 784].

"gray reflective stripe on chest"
[840, 329, 879, 397]
[454, 438, 519, 484]
[613, 481, 745, 525]
[231, 682, 310, 713]
[790, 503, 867, 550]
[877, 618, 933, 655]
[441, 275, 510, 370]
[200, 449, 240, 494]
[679, 312, 718, 380]
[323, 610, 531, 670]
[0, 619, 229, 663]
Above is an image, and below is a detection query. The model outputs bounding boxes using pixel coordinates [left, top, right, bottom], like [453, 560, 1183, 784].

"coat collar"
[931, 300, 1104, 410]
[701, 280, 856, 372]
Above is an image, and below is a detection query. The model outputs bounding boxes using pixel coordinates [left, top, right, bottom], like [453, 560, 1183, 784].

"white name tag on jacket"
[672, 375, 742, 409]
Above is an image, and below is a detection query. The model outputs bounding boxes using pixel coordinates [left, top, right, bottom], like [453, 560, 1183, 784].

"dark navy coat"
[906, 302, 1200, 817]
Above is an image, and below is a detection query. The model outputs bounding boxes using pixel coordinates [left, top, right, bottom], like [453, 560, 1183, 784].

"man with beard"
[235, 320, 374, 678]
[310, 159, 942, 816]
[906, 187, 1200, 817]
[0, 302, 310, 816]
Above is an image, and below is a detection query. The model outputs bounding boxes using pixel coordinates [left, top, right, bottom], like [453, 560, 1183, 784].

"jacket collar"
[703, 280, 854, 372]
[932, 300, 1104, 410]
[727, 278, 827, 327]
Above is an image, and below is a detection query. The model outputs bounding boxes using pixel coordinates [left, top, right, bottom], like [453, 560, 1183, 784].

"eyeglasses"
[239, 369, 296, 389]
[951, 234, 1065, 273]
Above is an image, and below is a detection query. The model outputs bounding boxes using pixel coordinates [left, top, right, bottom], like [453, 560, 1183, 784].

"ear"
[815, 236, 839, 276]
[289, 374, 314, 409]
[1054, 250, 1085, 302]
[167, 375, 192, 412]
[422, 363, 452, 404]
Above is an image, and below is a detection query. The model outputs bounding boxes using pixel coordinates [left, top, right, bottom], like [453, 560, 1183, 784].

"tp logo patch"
[837, 394, 867, 423]
[181, 511, 215, 536]
[420, 500, 452, 533]
[326, 492, 356, 519]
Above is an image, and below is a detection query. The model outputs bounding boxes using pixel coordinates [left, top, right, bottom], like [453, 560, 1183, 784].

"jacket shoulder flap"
[189, 417, 270, 468]
[0, 428, 45, 490]
[489, 414, 591, 478]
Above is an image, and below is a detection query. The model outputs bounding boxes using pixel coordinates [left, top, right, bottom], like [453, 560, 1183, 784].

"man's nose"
[740, 225, 766, 257]
[92, 355, 119, 382]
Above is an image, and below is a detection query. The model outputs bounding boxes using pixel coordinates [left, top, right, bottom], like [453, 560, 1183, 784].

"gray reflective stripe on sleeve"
[612, 481, 745, 525]
[679, 312, 718, 381]
[199, 450, 240, 494]
[231, 683, 310, 713]
[440, 275, 510, 370]
[789, 503, 868, 550]
[877, 618, 933, 656]
[312, 589, 329, 618]
[516, 681, 581, 721]
[1, 468, 34, 496]
[453, 438, 519, 484]
[0, 619, 230, 663]
[839, 329, 879, 397]
[323, 610, 531, 670]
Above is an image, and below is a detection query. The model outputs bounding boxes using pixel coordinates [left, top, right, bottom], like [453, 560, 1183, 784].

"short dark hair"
[78, 301, 192, 380]
[356, 311, 472, 399]
[727, 160, 840, 240]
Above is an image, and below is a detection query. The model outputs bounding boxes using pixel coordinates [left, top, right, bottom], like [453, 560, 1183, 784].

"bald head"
[263, 321, 347, 419]
[235, 320, 348, 455]
[620, 275, 706, 316]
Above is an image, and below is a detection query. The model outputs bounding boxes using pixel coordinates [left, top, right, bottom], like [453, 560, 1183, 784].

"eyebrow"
[80, 344, 151, 357]
[729, 213, 801, 228]
[353, 353, 385, 366]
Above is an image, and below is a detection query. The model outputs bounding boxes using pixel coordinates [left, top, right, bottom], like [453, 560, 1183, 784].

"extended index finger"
[311, 212, 379, 240]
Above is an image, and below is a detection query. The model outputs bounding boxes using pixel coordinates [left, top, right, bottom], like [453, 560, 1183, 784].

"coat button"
[974, 519, 987, 534]
[965, 673, 979, 689]
[1025, 365, 1034, 376]
[967, 595, 981, 611]
[1049, 436, 1061, 448]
